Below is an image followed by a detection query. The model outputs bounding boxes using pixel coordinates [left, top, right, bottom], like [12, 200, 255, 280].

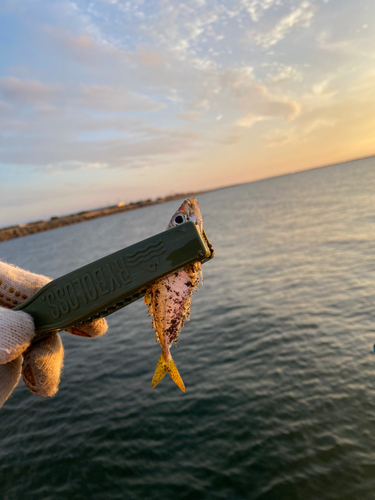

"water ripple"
[1, 158, 375, 499]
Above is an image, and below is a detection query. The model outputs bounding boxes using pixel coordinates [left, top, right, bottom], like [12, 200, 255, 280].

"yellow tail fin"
[151, 353, 186, 392]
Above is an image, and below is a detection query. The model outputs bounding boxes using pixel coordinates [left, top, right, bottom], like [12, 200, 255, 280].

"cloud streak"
[251, 1, 317, 48]
[0, 77, 163, 112]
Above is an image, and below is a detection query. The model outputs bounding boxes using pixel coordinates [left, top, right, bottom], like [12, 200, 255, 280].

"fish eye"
[173, 213, 186, 225]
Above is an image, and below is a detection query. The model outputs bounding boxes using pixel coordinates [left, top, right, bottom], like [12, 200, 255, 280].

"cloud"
[78, 84, 164, 112]
[41, 22, 302, 129]
[251, 1, 317, 48]
[219, 68, 301, 123]
[177, 110, 202, 122]
[317, 30, 375, 59]
[300, 73, 341, 106]
[263, 69, 375, 152]
[236, 115, 268, 128]
[42, 26, 136, 69]
[45, 161, 109, 171]
[264, 63, 304, 83]
[312, 77, 333, 95]
[0, 124, 201, 171]
[138, 50, 164, 66]
[241, 0, 280, 23]
[217, 133, 241, 145]
[263, 127, 295, 147]
[0, 77, 54, 104]
[263, 111, 338, 147]
[0, 77, 163, 113]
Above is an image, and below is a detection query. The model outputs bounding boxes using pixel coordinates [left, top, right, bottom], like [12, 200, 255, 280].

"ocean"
[1, 157, 375, 499]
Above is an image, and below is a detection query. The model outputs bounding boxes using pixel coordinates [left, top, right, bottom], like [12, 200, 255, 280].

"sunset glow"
[1, 0, 374, 226]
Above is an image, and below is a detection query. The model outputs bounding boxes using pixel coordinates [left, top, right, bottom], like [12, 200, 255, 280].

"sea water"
[1, 157, 375, 500]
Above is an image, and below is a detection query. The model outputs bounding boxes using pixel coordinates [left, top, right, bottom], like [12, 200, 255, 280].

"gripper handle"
[14, 222, 213, 338]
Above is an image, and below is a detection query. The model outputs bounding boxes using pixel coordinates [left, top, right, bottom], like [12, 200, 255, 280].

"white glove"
[0, 260, 108, 408]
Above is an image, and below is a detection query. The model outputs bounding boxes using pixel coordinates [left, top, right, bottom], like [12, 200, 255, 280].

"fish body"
[144, 198, 204, 392]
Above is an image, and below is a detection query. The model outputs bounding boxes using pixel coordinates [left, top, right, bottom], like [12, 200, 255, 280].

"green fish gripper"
[13, 222, 214, 341]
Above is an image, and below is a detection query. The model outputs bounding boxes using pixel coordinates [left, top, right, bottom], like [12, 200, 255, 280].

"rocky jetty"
[0, 193, 202, 243]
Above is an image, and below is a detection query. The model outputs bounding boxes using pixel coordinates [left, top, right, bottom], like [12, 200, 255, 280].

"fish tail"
[151, 353, 186, 392]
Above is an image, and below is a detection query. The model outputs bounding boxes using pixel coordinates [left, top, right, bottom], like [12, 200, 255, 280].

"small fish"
[144, 197, 209, 392]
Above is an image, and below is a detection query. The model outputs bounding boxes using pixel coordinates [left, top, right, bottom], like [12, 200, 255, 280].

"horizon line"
[3, 152, 375, 231]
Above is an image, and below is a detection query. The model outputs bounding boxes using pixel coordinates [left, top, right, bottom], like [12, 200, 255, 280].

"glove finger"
[0, 260, 51, 309]
[0, 308, 35, 364]
[66, 317, 108, 338]
[22, 333, 64, 397]
[0, 355, 22, 408]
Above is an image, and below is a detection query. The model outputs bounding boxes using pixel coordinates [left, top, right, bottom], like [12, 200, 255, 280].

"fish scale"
[145, 198, 213, 392]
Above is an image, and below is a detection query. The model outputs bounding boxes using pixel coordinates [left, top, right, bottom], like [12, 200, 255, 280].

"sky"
[1, 0, 375, 227]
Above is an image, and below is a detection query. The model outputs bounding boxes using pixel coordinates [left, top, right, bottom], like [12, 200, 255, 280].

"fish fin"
[197, 262, 203, 284]
[167, 355, 186, 392]
[144, 289, 152, 306]
[151, 354, 169, 388]
[151, 353, 186, 392]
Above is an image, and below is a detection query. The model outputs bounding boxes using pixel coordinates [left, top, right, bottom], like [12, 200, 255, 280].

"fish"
[144, 197, 209, 392]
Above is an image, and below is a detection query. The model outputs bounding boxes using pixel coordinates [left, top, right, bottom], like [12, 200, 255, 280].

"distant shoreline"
[0, 192, 206, 243]
[2, 153, 374, 244]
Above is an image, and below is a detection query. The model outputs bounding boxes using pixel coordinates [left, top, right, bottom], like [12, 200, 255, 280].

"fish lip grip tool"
[14, 222, 214, 342]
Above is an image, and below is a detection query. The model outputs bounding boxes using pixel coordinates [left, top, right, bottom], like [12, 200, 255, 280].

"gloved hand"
[0, 260, 108, 408]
